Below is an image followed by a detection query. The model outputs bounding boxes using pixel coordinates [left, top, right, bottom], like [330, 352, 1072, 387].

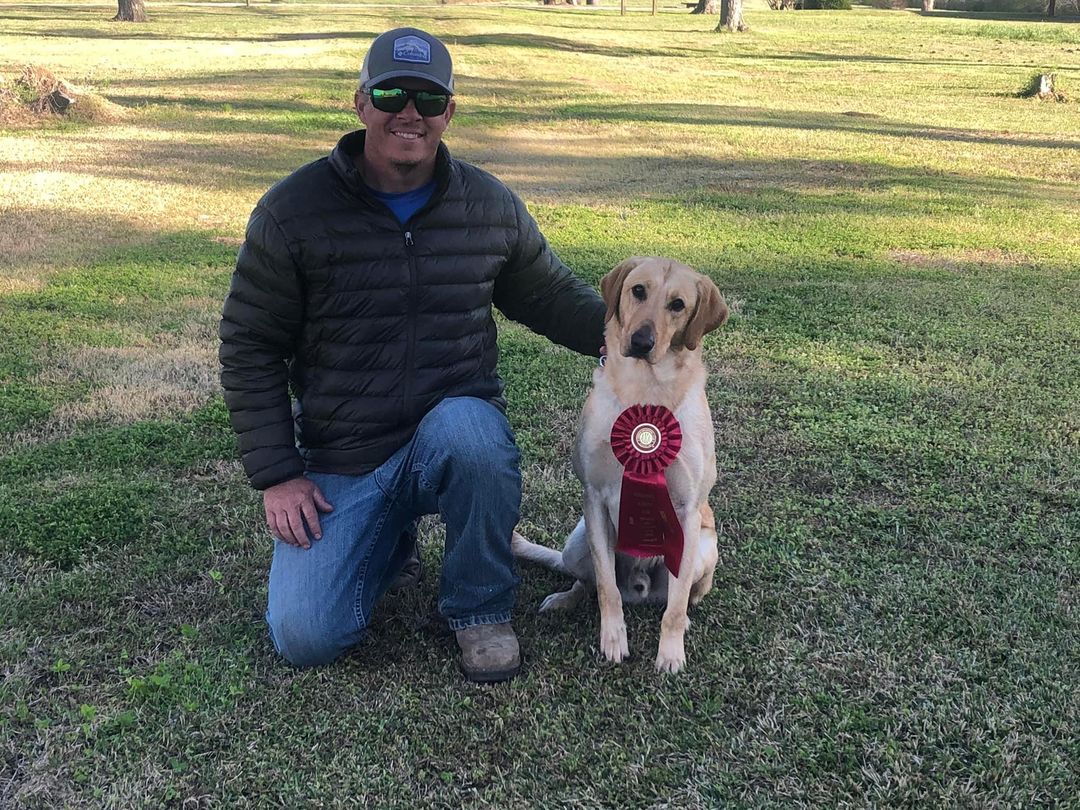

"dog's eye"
[631, 284, 646, 301]
[669, 298, 685, 312]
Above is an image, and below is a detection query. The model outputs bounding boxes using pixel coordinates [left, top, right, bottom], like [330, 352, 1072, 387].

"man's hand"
[263, 477, 334, 549]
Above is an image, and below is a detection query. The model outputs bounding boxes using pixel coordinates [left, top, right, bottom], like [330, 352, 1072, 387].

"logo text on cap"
[393, 35, 431, 65]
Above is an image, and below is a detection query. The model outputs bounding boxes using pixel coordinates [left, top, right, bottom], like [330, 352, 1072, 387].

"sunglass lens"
[371, 88, 408, 113]
[415, 92, 449, 116]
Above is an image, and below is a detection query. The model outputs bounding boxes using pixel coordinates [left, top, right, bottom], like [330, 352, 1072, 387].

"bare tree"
[1046, 0, 1056, 15]
[113, 0, 147, 22]
[691, 0, 719, 11]
[718, 0, 747, 30]
[922, 0, 934, 9]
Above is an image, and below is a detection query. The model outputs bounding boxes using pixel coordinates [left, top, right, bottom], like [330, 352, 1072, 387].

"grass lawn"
[1, 0, 1078, 805]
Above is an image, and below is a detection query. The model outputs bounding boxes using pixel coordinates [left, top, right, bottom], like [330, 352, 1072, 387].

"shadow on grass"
[37, 26, 384, 43]
[920, 9, 1080, 22]
[447, 32, 709, 58]
[529, 102, 1080, 151]
[1, 128, 319, 198]
[95, 67, 1080, 152]
[4, 124, 1074, 214]
[105, 67, 357, 92]
[16, 25, 708, 54]
[759, 51, 1080, 72]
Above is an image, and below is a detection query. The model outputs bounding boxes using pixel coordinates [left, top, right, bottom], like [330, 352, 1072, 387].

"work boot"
[455, 623, 521, 683]
[389, 524, 422, 593]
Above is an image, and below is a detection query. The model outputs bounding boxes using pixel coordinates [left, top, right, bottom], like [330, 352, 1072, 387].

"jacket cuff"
[246, 454, 306, 491]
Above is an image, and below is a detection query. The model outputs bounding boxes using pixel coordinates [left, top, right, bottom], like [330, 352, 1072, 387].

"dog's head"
[617, 553, 663, 604]
[600, 256, 728, 363]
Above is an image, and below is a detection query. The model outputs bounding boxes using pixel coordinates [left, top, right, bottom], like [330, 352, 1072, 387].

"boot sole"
[459, 660, 521, 684]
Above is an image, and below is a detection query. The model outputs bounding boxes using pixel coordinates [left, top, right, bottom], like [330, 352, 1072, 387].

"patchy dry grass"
[30, 336, 217, 431]
[1, 1, 1078, 807]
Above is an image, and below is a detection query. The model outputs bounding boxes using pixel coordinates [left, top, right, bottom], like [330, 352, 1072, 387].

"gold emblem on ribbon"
[630, 423, 660, 454]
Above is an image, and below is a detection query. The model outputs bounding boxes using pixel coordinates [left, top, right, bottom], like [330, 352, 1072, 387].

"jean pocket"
[372, 447, 408, 499]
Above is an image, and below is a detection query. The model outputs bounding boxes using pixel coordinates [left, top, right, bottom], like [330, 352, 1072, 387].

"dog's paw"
[600, 622, 629, 663]
[539, 591, 575, 612]
[655, 639, 686, 674]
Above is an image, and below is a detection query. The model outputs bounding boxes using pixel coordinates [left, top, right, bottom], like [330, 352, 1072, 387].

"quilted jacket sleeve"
[493, 191, 606, 357]
[219, 203, 306, 490]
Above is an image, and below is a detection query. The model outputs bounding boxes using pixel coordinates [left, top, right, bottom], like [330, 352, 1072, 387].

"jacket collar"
[329, 129, 454, 204]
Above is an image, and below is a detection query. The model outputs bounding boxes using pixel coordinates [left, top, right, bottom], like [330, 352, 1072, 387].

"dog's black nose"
[634, 582, 647, 594]
[628, 327, 655, 358]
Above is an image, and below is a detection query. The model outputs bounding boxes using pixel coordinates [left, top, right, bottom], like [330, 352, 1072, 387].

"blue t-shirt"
[370, 181, 436, 225]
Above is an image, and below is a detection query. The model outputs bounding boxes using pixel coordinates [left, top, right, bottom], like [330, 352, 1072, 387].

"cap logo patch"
[393, 35, 431, 64]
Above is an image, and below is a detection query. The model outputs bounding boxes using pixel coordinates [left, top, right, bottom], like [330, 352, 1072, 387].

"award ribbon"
[609, 404, 684, 576]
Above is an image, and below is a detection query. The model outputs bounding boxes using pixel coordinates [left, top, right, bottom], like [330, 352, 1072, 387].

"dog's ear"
[600, 257, 647, 324]
[682, 275, 728, 351]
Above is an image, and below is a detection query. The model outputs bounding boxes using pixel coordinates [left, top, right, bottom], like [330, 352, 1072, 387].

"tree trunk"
[113, 0, 146, 22]
[692, 0, 720, 12]
[1046, 0, 1056, 15]
[922, 0, 934, 9]
[718, 0, 746, 30]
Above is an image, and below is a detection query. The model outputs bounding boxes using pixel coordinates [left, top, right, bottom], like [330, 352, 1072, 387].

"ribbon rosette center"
[609, 404, 684, 576]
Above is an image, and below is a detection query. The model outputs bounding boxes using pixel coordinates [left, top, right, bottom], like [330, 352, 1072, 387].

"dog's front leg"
[585, 494, 627, 663]
[656, 508, 701, 674]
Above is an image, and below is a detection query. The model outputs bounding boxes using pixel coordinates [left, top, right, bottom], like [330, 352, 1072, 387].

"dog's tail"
[511, 530, 566, 574]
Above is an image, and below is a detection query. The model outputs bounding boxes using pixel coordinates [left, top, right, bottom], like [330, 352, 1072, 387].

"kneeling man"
[219, 27, 605, 682]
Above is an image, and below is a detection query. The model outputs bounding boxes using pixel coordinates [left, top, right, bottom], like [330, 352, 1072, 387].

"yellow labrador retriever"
[516, 256, 728, 673]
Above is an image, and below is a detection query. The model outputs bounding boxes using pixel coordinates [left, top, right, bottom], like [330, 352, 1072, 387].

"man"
[219, 27, 605, 683]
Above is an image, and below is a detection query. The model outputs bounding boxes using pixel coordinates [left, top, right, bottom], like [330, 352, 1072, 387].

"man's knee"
[267, 605, 364, 668]
[421, 397, 519, 474]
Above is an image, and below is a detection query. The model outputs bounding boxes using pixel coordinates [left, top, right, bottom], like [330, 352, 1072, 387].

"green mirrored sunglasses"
[369, 87, 451, 117]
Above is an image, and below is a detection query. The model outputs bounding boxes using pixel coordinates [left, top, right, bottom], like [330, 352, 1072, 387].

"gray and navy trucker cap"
[359, 28, 454, 95]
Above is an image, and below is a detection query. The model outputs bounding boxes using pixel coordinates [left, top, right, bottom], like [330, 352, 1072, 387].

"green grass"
[1, 0, 1078, 806]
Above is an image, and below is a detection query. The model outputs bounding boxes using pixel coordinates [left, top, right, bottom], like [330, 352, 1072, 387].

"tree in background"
[718, 0, 747, 29]
[113, 0, 146, 22]
[922, 0, 934, 10]
[692, 0, 719, 12]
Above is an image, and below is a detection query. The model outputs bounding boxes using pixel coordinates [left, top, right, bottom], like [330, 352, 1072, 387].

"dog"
[514, 256, 728, 673]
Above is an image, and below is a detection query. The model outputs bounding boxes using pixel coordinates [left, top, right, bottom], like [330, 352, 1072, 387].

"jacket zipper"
[403, 229, 417, 419]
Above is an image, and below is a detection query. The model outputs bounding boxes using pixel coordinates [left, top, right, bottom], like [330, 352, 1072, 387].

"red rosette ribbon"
[610, 404, 684, 577]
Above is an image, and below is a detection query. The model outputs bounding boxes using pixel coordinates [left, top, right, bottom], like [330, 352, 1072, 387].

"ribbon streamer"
[609, 404, 684, 576]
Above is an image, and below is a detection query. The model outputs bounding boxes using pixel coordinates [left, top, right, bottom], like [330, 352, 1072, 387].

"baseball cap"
[359, 27, 454, 95]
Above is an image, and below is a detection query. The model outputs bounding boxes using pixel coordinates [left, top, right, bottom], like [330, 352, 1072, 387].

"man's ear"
[600, 257, 647, 324]
[354, 90, 366, 122]
[682, 275, 728, 351]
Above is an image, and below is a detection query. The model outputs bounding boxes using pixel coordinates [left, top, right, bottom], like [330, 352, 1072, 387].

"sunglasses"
[369, 87, 452, 117]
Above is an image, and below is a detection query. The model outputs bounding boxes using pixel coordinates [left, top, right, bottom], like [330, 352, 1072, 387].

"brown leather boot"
[455, 623, 521, 683]
[389, 525, 422, 593]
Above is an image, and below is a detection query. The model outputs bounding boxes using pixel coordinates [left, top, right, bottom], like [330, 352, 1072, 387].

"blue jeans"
[266, 397, 522, 668]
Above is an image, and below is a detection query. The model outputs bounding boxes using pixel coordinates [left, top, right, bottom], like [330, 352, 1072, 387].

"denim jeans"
[266, 397, 522, 667]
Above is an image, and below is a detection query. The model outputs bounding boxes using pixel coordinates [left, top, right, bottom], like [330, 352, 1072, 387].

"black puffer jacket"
[220, 130, 605, 490]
